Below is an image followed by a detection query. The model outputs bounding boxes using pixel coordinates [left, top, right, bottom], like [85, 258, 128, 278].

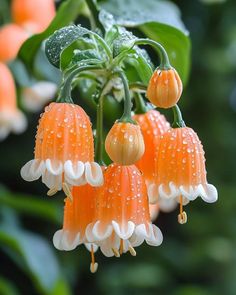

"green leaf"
[0, 277, 19, 295]
[45, 25, 89, 68]
[60, 37, 99, 70]
[124, 47, 154, 84]
[98, 9, 115, 32]
[101, 0, 188, 33]
[18, 0, 85, 70]
[113, 28, 136, 57]
[34, 48, 62, 84]
[0, 227, 70, 295]
[100, 0, 191, 84]
[72, 49, 102, 63]
[0, 186, 61, 224]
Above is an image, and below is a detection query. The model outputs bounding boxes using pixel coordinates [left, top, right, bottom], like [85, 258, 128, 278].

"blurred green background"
[0, 0, 236, 294]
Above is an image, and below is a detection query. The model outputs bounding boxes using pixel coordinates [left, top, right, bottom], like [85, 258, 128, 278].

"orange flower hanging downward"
[11, 0, 56, 33]
[133, 109, 169, 184]
[20, 102, 103, 194]
[53, 185, 99, 273]
[0, 63, 27, 140]
[148, 127, 218, 223]
[105, 122, 145, 165]
[0, 24, 29, 62]
[146, 68, 182, 109]
[86, 164, 163, 257]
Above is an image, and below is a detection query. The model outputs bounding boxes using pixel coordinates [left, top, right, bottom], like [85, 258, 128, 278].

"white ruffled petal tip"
[53, 229, 82, 251]
[147, 182, 218, 204]
[21, 159, 104, 189]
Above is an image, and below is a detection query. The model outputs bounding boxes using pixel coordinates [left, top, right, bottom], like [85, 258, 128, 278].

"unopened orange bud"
[146, 68, 183, 109]
[105, 122, 145, 165]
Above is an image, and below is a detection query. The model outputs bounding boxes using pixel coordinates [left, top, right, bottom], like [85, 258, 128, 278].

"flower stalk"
[58, 65, 102, 103]
[134, 92, 148, 114]
[114, 69, 135, 124]
[172, 104, 186, 128]
[134, 38, 171, 70]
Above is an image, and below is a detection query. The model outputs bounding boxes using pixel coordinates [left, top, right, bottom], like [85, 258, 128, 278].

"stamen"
[62, 182, 73, 201]
[90, 245, 98, 273]
[178, 195, 187, 224]
[119, 239, 124, 255]
[47, 187, 58, 196]
[112, 248, 120, 258]
[129, 246, 136, 256]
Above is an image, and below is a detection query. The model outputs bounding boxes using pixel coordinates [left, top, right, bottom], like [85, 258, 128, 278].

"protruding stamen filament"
[62, 182, 73, 201]
[90, 245, 98, 273]
[112, 248, 120, 258]
[47, 188, 58, 196]
[129, 246, 136, 256]
[119, 239, 124, 255]
[178, 195, 187, 224]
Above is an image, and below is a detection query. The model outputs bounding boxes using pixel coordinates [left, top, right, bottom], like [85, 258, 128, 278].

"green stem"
[134, 38, 171, 70]
[134, 93, 148, 114]
[57, 65, 101, 103]
[90, 31, 113, 62]
[114, 70, 135, 124]
[95, 77, 115, 164]
[95, 94, 104, 165]
[172, 104, 186, 128]
[129, 82, 147, 92]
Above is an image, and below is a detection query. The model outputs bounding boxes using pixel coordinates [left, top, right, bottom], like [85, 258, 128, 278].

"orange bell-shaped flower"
[148, 127, 218, 222]
[53, 185, 97, 249]
[146, 68, 183, 109]
[0, 62, 27, 140]
[11, 0, 56, 33]
[0, 24, 29, 62]
[86, 164, 163, 257]
[21, 102, 103, 193]
[53, 185, 99, 273]
[133, 109, 169, 183]
[105, 121, 145, 165]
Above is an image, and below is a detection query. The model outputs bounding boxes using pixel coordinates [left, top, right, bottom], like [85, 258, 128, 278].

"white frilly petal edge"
[148, 182, 218, 204]
[20, 159, 104, 189]
[53, 229, 99, 252]
[85, 221, 163, 257]
[53, 229, 82, 251]
[86, 220, 135, 243]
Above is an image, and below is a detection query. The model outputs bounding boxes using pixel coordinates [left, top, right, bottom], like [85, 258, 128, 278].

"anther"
[47, 188, 58, 196]
[90, 262, 98, 273]
[112, 248, 120, 257]
[178, 211, 187, 224]
[129, 246, 136, 256]
[90, 245, 98, 273]
[62, 182, 73, 201]
[178, 195, 187, 224]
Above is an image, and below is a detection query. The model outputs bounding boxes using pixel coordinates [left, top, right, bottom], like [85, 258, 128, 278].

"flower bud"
[146, 68, 183, 109]
[105, 122, 145, 165]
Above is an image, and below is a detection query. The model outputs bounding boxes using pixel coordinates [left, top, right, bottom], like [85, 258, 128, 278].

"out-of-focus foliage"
[0, 0, 236, 294]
